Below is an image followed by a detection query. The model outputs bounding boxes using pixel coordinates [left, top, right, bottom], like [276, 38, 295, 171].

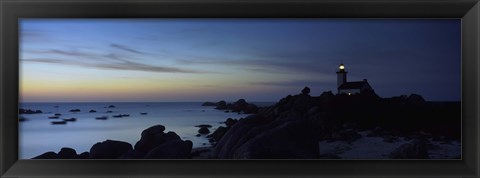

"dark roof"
[338, 81, 368, 89]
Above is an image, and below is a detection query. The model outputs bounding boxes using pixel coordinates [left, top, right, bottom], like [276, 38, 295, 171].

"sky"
[19, 19, 461, 102]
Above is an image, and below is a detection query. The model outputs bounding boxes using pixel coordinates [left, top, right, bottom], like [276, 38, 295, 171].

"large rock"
[141, 125, 166, 138]
[89, 140, 133, 159]
[388, 139, 429, 159]
[198, 127, 210, 134]
[207, 126, 228, 142]
[135, 125, 167, 152]
[214, 115, 319, 159]
[144, 140, 193, 159]
[301, 87, 311, 95]
[58, 147, 77, 159]
[32, 151, 59, 159]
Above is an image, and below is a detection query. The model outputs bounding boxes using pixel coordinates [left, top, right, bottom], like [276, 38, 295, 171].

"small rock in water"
[198, 127, 210, 134]
[195, 124, 212, 128]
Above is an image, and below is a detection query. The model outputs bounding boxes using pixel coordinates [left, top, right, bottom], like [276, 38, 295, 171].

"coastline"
[25, 90, 461, 159]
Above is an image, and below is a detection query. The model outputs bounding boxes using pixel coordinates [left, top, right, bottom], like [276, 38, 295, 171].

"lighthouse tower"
[336, 63, 347, 88]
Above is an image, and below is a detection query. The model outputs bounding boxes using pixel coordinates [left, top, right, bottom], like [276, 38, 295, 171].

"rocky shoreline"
[33, 87, 461, 159]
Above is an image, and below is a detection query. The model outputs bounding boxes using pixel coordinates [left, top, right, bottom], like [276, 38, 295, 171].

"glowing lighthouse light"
[339, 64, 345, 70]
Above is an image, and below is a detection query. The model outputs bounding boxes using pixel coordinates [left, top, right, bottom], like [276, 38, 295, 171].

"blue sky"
[19, 19, 461, 102]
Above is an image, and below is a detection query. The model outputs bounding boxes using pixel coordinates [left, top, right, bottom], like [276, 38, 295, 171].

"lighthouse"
[336, 63, 374, 95]
[336, 63, 347, 88]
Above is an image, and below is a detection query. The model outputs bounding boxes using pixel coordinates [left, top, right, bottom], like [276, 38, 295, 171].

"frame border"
[1, 0, 479, 177]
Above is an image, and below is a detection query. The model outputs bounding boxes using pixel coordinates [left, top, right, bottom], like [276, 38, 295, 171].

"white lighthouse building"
[336, 64, 373, 95]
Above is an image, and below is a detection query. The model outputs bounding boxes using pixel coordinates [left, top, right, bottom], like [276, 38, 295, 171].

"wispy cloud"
[110, 44, 145, 54]
[22, 57, 204, 74]
[22, 47, 205, 74]
[250, 79, 333, 87]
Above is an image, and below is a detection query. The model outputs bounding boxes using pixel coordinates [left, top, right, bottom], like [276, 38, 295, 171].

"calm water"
[19, 102, 274, 159]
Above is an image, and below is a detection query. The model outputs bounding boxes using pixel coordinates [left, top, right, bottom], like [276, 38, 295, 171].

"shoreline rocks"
[33, 125, 193, 159]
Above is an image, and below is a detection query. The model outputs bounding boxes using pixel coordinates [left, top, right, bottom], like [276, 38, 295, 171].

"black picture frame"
[1, 0, 479, 177]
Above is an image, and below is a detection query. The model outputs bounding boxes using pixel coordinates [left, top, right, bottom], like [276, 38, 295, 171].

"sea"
[19, 102, 274, 159]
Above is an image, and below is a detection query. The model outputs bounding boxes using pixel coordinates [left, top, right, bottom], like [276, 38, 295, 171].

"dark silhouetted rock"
[207, 126, 227, 142]
[108, 105, 116, 108]
[134, 125, 182, 153]
[141, 125, 166, 138]
[201, 102, 217, 106]
[215, 101, 227, 110]
[89, 140, 133, 159]
[19, 108, 43, 114]
[198, 127, 210, 134]
[69, 109, 81, 112]
[89, 110, 97, 113]
[205, 99, 259, 114]
[58, 147, 77, 159]
[74, 152, 90, 159]
[302, 86, 311, 95]
[388, 139, 429, 159]
[144, 140, 193, 159]
[33, 151, 59, 159]
[214, 115, 319, 159]
[224, 118, 238, 127]
[195, 124, 212, 128]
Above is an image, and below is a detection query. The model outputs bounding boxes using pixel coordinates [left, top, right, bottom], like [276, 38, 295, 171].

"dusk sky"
[20, 19, 461, 102]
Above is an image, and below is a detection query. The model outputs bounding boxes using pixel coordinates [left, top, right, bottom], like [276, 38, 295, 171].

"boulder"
[207, 126, 228, 142]
[301, 86, 311, 95]
[32, 151, 59, 159]
[135, 125, 167, 152]
[69, 109, 81, 112]
[58, 147, 77, 159]
[135, 126, 181, 153]
[224, 118, 237, 127]
[144, 140, 193, 159]
[214, 115, 319, 159]
[198, 127, 210, 134]
[163, 131, 181, 142]
[89, 140, 133, 159]
[231, 121, 320, 159]
[141, 125, 166, 138]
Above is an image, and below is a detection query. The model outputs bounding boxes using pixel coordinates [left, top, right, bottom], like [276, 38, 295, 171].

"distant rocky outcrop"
[19, 108, 42, 114]
[69, 109, 81, 112]
[202, 99, 259, 114]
